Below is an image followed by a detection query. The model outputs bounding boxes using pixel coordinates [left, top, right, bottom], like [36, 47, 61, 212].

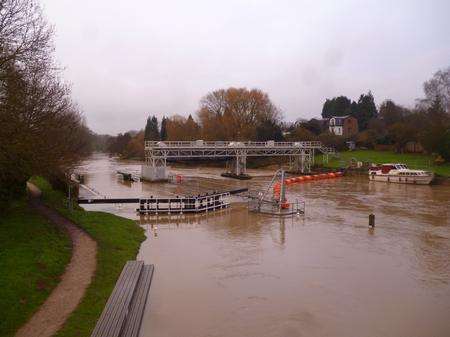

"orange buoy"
[297, 176, 305, 182]
[328, 172, 336, 178]
[304, 175, 312, 181]
[285, 179, 293, 185]
[281, 201, 290, 209]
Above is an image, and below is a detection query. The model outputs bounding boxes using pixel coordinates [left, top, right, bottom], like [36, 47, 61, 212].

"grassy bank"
[0, 199, 71, 337]
[319, 150, 450, 177]
[30, 177, 146, 337]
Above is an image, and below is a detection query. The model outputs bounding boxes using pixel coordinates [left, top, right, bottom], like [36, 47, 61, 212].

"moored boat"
[368, 163, 434, 185]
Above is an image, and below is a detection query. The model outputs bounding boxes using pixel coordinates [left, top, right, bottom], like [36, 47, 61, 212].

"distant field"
[318, 150, 450, 177]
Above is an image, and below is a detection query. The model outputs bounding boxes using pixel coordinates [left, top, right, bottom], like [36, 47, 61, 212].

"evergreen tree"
[353, 91, 378, 130]
[144, 115, 160, 140]
[160, 116, 168, 140]
[321, 96, 352, 118]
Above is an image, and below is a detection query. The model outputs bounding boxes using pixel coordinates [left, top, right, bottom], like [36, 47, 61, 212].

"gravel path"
[15, 183, 97, 337]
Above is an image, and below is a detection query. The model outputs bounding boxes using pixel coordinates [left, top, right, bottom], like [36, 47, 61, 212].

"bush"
[318, 131, 346, 150]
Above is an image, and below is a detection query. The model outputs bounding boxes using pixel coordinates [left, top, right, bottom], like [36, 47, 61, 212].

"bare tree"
[0, 0, 90, 208]
[197, 87, 282, 140]
[417, 67, 450, 113]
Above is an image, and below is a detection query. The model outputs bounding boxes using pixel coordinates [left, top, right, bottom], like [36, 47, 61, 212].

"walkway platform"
[78, 189, 248, 214]
[90, 261, 154, 337]
[137, 191, 231, 214]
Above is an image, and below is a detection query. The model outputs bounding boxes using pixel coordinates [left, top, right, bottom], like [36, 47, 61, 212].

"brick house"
[328, 115, 358, 137]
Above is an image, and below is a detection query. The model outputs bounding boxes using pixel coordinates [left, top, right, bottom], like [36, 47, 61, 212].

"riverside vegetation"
[0, 198, 71, 337]
[29, 177, 145, 337]
[319, 150, 450, 177]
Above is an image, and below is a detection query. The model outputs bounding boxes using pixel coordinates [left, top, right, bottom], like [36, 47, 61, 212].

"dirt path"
[15, 183, 97, 337]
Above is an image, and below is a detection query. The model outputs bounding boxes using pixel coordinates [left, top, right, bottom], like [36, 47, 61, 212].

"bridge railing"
[144, 140, 324, 149]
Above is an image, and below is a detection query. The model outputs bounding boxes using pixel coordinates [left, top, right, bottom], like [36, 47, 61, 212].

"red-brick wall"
[343, 117, 358, 137]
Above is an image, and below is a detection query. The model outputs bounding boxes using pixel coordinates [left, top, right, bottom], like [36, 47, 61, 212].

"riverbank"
[318, 150, 450, 177]
[29, 177, 146, 337]
[15, 183, 97, 337]
[0, 199, 71, 337]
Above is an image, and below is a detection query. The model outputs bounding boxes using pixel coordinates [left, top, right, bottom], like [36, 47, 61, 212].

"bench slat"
[102, 262, 142, 337]
[91, 261, 143, 337]
[121, 265, 155, 337]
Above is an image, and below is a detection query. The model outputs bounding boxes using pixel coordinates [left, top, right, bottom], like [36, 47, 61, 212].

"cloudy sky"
[41, 0, 450, 135]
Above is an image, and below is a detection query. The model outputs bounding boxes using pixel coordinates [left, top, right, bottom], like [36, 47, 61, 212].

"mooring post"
[279, 170, 286, 213]
[68, 184, 73, 212]
[369, 213, 375, 228]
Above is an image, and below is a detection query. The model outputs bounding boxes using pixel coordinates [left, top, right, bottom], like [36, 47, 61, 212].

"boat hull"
[369, 174, 434, 185]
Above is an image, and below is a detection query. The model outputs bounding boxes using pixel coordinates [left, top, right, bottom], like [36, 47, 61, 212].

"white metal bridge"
[142, 140, 335, 181]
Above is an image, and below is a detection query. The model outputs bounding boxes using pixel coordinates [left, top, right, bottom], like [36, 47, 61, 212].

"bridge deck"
[143, 140, 335, 180]
[144, 140, 334, 158]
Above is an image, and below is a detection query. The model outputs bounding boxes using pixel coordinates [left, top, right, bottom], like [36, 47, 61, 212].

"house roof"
[330, 115, 352, 126]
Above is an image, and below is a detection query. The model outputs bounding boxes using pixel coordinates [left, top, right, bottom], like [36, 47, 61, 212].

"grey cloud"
[42, 0, 450, 134]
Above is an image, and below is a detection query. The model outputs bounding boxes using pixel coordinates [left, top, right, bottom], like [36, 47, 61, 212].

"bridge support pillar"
[141, 155, 168, 181]
[290, 150, 312, 173]
[233, 151, 247, 176]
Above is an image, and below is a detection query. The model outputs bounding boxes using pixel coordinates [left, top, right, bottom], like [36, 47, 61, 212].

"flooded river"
[78, 153, 450, 337]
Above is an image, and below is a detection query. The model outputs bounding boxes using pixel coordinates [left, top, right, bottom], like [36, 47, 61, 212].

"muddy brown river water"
[78, 153, 450, 337]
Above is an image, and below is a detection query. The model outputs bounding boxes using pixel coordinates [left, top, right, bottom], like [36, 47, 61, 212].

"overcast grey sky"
[41, 0, 450, 135]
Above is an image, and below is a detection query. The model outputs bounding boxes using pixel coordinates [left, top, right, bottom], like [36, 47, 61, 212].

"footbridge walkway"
[142, 140, 335, 181]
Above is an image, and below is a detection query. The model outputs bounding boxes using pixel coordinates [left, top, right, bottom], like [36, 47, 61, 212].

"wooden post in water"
[279, 170, 286, 213]
[369, 214, 375, 228]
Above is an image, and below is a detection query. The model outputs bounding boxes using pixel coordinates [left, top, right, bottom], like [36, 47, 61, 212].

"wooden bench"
[91, 261, 154, 337]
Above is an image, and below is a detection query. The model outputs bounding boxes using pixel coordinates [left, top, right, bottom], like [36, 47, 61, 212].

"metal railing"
[145, 140, 324, 149]
[137, 192, 231, 214]
[248, 198, 305, 216]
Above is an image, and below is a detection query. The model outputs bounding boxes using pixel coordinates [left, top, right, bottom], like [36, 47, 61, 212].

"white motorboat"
[368, 163, 434, 185]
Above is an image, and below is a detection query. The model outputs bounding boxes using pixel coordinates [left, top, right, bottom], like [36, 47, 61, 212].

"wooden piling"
[369, 214, 375, 228]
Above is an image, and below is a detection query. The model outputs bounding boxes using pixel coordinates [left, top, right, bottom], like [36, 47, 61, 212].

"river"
[78, 153, 450, 337]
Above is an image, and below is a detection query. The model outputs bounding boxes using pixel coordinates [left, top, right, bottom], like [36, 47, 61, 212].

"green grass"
[0, 199, 71, 337]
[30, 177, 146, 337]
[318, 150, 450, 177]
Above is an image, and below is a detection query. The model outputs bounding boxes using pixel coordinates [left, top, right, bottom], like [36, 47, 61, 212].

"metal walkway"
[137, 191, 231, 215]
[143, 140, 335, 181]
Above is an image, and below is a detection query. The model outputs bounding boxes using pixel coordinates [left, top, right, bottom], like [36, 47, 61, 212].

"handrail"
[144, 140, 325, 149]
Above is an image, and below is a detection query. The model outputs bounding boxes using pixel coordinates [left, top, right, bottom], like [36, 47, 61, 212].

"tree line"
[107, 67, 449, 163]
[321, 92, 378, 130]
[105, 87, 283, 157]
[0, 0, 93, 209]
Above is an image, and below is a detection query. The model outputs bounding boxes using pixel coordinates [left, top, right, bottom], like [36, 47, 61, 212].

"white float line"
[79, 184, 104, 198]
